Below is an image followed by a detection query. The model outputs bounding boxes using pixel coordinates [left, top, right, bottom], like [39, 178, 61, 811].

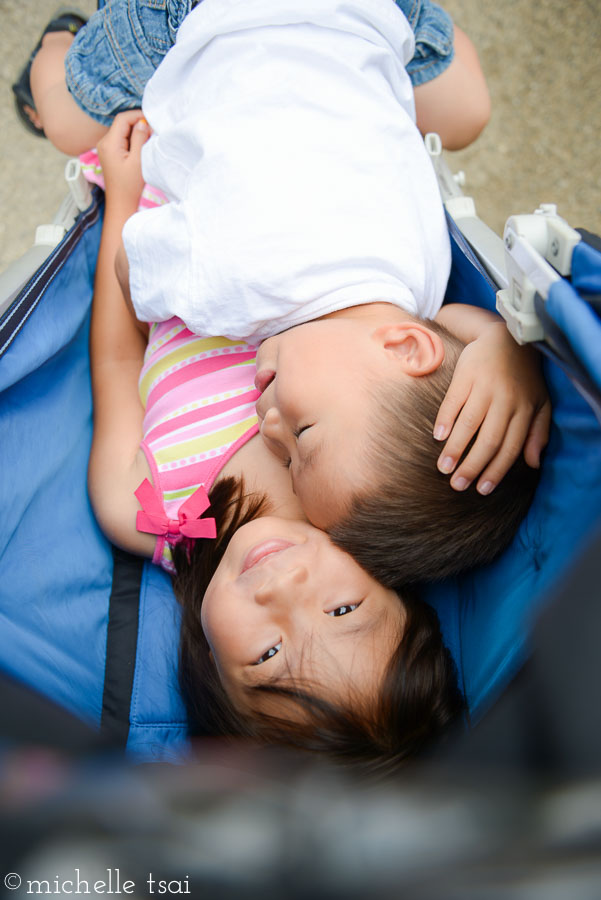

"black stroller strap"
[0, 191, 103, 359]
[100, 547, 144, 747]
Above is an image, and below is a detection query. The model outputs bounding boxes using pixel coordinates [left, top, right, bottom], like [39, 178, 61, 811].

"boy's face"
[255, 318, 390, 528]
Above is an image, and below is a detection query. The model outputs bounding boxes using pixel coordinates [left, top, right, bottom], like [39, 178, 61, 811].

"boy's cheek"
[259, 427, 289, 463]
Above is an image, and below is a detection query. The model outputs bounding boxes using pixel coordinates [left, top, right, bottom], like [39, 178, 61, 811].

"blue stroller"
[1, 142, 601, 761]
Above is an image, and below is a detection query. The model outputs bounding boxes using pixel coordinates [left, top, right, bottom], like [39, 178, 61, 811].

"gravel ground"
[0, 0, 600, 274]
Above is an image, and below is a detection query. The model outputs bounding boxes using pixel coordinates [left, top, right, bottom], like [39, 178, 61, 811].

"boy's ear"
[374, 321, 445, 375]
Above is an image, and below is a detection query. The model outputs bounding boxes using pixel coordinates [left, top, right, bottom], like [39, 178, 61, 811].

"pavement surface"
[1, 0, 600, 274]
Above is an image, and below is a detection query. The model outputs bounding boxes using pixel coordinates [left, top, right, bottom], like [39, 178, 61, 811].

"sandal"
[11, 7, 88, 138]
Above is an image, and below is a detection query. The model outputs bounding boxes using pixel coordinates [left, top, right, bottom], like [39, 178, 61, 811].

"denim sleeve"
[394, 0, 455, 87]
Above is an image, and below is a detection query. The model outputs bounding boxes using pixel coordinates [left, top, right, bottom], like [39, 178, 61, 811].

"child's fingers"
[129, 116, 151, 155]
[522, 400, 552, 468]
[436, 390, 491, 476]
[470, 411, 534, 494]
[445, 396, 517, 489]
[433, 370, 472, 442]
[449, 411, 515, 490]
[112, 109, 146, 132]
[99, 110, 145, 154]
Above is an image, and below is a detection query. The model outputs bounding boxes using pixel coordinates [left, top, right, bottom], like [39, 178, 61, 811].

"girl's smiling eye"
[253, 641, 282, 665]
[327, 603, 360, 617]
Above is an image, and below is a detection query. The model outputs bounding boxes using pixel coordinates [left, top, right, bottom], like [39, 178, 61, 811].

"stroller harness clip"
[497, 205, 582, 345]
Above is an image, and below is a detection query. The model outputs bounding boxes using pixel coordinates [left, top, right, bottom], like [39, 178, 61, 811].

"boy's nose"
[261, 406, 286, 443]
[254, 565, 309, 607]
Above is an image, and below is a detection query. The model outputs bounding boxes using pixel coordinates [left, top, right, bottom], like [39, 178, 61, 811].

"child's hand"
[433, 322, 551, 494]
[96, 110, 151, 212]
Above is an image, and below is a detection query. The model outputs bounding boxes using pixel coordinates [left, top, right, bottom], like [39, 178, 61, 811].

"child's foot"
[12, 8, 87, 138]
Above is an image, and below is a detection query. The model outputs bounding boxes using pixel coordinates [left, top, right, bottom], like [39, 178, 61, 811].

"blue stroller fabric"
[545, 237, 601, 395]
[424, 217, 601, 718]
[1, 191, 601, 758]
[0, 192, 187, 760]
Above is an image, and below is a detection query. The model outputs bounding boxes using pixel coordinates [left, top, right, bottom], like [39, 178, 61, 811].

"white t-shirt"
[123, 0, 451, 344]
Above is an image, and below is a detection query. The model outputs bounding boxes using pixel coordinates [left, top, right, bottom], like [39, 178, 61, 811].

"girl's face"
[201, 518, 404, 714]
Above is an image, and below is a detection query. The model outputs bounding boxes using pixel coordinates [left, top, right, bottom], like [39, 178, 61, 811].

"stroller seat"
[1, 151, 601, 758]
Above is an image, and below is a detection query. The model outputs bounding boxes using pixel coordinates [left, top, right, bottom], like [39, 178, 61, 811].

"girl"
[89, 111, 464, 773]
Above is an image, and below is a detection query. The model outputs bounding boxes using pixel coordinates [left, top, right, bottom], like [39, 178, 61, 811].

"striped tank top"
[138, 318, 260, 572]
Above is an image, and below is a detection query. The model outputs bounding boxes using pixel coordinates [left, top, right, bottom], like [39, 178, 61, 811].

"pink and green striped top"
[139, 318, 260, 572]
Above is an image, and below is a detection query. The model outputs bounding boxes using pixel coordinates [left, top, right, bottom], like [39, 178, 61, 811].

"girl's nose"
[254, 565, 309, 606]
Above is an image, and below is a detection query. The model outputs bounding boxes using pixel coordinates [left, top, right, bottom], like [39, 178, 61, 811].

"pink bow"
[135, 478, 217, 544]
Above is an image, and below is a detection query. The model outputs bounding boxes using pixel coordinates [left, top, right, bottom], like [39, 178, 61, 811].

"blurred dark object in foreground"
[444, 522, 601, 781]
[1, 528, 601, 899]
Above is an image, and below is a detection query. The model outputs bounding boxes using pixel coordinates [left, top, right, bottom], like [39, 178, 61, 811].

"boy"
[17, 1, 490, 153]
[20, 1, 549, 585]
[252, 301, 548, 585]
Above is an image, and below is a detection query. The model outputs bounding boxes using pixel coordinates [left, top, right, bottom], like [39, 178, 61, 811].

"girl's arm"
[414, 26, 491, 151]
[434, 303, 551, 496]
[87, 111, 155, 556]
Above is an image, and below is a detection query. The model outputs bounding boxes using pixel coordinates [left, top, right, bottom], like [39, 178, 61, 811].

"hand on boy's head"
[96, 110, 151, 212]
[434, 321, 551, 495]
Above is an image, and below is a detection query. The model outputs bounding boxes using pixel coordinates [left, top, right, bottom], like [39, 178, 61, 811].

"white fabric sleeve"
[122, 202, 195, 326]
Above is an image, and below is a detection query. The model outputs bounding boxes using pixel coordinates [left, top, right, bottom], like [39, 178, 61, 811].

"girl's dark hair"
[172, 478, 465, 777]
[330, 319, 541, 587]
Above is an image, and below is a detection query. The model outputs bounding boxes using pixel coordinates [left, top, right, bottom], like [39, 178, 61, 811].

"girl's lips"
[240, 539, 295, 574]
[254, 369, 275, 393]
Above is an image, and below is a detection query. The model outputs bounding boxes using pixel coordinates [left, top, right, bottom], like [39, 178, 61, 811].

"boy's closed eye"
[282, 424, 313, 469]
[293, 425, 313, 438]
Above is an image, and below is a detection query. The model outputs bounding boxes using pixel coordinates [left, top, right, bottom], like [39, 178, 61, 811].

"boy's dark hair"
[330, 320, 541, 587]
[172, 477, 465, 777]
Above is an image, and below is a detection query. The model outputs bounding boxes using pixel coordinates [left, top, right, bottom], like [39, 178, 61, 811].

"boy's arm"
[87, 111, 155, 556]
[436, 302, 498, 342]
[414, 26, 491, 150]
[434, 303, 551, 495]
